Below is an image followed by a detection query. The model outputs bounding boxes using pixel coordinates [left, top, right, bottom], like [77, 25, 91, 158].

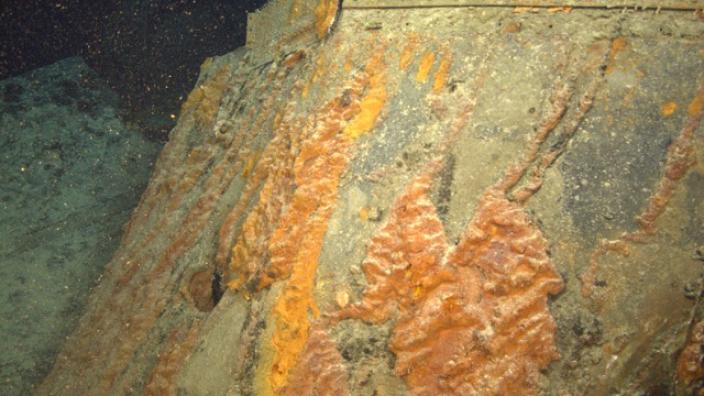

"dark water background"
[1, 0, 268, 140]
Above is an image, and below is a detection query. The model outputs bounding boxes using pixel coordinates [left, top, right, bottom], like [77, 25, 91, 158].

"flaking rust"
[334, 171, 564, 395]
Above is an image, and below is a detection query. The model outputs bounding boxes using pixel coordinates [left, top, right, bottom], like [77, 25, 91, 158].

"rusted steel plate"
[343, 0, 704, 10]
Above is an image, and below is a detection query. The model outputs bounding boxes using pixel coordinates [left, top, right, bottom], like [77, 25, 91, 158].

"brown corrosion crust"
[282, 326, 350, 396]
[336, 172, 563, 395]
[677, 321, 704, 384]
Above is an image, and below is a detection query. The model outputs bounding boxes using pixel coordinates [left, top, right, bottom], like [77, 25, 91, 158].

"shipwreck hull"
[38, 1, 704, 395]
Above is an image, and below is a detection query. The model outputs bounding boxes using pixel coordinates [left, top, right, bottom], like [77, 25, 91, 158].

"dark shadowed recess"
[0, 0, 270, 141]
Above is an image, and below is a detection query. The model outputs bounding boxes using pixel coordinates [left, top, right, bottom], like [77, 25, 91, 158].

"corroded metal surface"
[37, 1, 704, 395]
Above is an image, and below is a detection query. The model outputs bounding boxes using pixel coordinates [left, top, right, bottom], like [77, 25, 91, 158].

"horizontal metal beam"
[342, 0, 704, 10]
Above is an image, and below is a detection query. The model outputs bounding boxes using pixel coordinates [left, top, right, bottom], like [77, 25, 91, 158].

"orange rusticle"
[344, 50, 387, 139]
[605, 37, 627, 75]
[416, 51, 436, 83]
[266, 123, 351, 392]
[262, 96, 355, 290]
[661, 101, 678, 117]
[399, 34, 420, 71]
[267, 56, 388, 393]
[432, 51, 452, 93]
[282, 325, 350, 396]
[263, 48, 387, 287]
[336, 171, 564, 395]
[677, 321, 704, 384]
[226, 122, 299, 290]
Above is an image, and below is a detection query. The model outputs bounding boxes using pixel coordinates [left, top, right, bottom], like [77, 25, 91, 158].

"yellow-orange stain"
[661, 101, 678, 117]
[302, 55, 328, 98]
[344, 53, 387, 139]
[503, 21, 522, 33]
[358, 207, 369, 221]
[314, 0, 338, 39]
[399, 35, 419, 71]
[199, 57, 213, 73]
[241, 149, 262, 179]
[343, 52, 353, 72]
[432, 52, 452, 93]
[513, 6, 539, 13]
[415, 51, 435, 83]
[312, 56, 328, 83]
[335, 290, 349, 308]
[288, 0, 302, 23]
[605, 37, 627, 75]
[268, 211, 328, 393]
[688, 90, 703, 116]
